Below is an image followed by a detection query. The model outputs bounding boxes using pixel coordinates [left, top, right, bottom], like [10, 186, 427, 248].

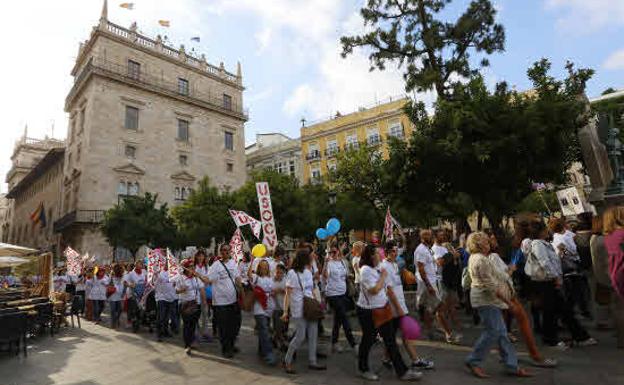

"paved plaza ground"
[0, 309, 623, 385]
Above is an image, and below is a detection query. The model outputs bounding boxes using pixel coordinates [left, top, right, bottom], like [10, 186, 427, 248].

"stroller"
[127, 285, 156, 333]
[142, 290, 158, 333]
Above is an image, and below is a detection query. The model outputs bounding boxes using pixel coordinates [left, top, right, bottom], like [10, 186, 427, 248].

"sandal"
[508, 368, 533, 377]
[531, 358, 557, 368]
[466, 363, 490, 378]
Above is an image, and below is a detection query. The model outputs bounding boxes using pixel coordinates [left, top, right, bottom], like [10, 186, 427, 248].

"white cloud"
[545, 0, 624, 33]
[604, 49, 624, 70]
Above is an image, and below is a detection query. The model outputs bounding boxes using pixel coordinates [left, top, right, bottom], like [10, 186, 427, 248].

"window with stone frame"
[125, 106, 139, 130]
[177, 119, 190, 141]
[128, 182, 139, 196]
[79, 107, 86, 134]
[289, 160, 295, 174]
[127, 59, 141, 80]
[178, 78, 189, 96]
[223, 94, 232, 110]
[224, 131, 234, 151]
[226, 162, 234, 173]
[179, 154, 188, 166]
[388, 120, 404, 138]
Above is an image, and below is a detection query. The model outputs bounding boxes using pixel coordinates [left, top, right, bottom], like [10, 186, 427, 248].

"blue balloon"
[326, 218, 341, 235]
[316, 228, 329, 240]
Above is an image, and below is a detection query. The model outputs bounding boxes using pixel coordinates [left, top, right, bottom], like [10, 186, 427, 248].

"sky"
[1, 0, 623, 193]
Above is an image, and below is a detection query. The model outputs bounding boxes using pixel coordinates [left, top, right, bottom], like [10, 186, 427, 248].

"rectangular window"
[179, 154, 188, 166]
[226, 162, 234, 173]
[224, 131, 234, 151]
[178, 78, 189, 96]
[311, 168, 321, 184]
[125, 106, 139, 130]
[177, 119, 189, 141]
[223, 94, 232, 110]
[289, 160, 295, 174]
[326, 140, 338, 156]
[125, 145, 136, 159]
[388, 121, 404, 138]
[79, 108, 86, 133]
[367, 127, 381, 145]
[346, 134, 359, 149]
[127, 60, 141, 79]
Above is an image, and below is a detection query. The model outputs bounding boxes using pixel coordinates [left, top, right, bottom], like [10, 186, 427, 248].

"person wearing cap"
[177, 258, 204, 355]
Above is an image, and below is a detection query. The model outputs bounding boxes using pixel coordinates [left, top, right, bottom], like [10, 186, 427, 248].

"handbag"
[296, 272, 324, 321]
[342, 260, 356, 297]
[372, 303, 394, 328]
[106, 280, 117, 299]
[180, 277, 199, 317]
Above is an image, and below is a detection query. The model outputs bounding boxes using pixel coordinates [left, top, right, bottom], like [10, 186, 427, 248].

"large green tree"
[341, 0, 505, 100]
[101, 193, 179, 259]
[171, 177, 235, 247]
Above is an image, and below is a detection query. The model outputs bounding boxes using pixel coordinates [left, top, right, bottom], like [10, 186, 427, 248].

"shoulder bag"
[180, 278, 199, 317]
[296, 272, 324, 321]
[341, 260, 356, 297]
[220, 260, 252, 310]
[362, 271, 394, 328]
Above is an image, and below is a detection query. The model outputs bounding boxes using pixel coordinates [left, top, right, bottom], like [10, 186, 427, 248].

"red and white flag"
[146, 248, 163, 284]
[229, 209, 262, 239]
[64, 247, 82, 276]
[167, 249, 180, 280]
[229, 228, 244, 261]
[383, 207, 394, 240]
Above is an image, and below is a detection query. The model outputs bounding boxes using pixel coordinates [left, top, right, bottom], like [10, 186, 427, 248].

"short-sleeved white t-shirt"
[273, 277, 286, 311]
[87, 276, 109, 300]
[325, 259, 347, 297]
[207, 259, 239, 306]
[108, 276, 125, 302]
[286, 269, 314, 319]
[154, 271, 177, 302]
[414, 243, 437, 285]
[357, 265, 388, 309]
[177, 275, 204, 304]
[352, 256, 361, 284]
[53, 275, 69, 292]
[252, 257, 278, 277]
[379, 259, 407, 315]
[431, 243, 448, 279]
[252, 275, 274, 317]
[124, 270, 147, 298]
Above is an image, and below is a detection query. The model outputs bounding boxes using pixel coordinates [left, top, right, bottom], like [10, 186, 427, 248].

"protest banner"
[229, 209, 262, 239]
[229, 228, 244, 261]
[255, 182, 278, 249]
[64, 247, 82, 276]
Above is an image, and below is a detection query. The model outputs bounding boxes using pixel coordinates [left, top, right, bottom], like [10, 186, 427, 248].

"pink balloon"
[400, 315, 421, 340]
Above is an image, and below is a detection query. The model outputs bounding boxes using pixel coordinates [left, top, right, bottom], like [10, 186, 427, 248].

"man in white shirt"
[415, 229, 454, 342]
[154, 264, 179, 341]
[197, 244, 242, 358]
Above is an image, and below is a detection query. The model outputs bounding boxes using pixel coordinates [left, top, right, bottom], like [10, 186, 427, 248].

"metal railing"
[306, 151, 321, 161]
[67, 57, 248, 119]
[53, 210, 106, 233]
[324, 147, 340, 157]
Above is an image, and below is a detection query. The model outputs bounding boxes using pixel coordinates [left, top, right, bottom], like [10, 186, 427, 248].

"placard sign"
[255, 182, 278, 249]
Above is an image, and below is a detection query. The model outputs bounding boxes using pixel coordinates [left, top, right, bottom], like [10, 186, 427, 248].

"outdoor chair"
[0, 312, 28, 357]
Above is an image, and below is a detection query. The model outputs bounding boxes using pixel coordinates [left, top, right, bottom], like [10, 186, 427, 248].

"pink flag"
[229, 209, 262, 239]
[229, 228, 244, 261]
[167, 249, 180, 280]
[384, 207, 394, 240]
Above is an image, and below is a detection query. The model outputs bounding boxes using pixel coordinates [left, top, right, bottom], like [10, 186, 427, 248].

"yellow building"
[300, 97, 412, 184]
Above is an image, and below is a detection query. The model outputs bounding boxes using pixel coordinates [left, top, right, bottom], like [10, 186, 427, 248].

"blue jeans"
[157, 300, 176, 337]
[466, 306, 518, 371]
[327, 294, 356, 346]
[109, 300, 122, 328]
[254, 315, 275, 363]
[92, 300, 105, 322]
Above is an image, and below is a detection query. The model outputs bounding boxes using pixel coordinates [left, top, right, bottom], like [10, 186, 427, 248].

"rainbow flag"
[30, 202, 46, 228]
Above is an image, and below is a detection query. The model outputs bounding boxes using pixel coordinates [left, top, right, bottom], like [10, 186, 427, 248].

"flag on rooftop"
[191, 36, 200, 42]
[158, 20, 170, 27]
[119, 3, 134, 10]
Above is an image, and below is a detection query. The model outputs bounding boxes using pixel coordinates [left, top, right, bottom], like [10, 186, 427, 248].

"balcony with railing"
[53, 210, 106, 233]
[366, 134, 383, 146]
[66, 57, 248, 120]
[324, 147, 340, 157]
[306, 150, 321, 161]
[343, 142, 360, 151]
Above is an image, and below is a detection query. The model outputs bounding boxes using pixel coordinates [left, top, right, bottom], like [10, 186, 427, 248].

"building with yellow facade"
[300, 97, 412, 184]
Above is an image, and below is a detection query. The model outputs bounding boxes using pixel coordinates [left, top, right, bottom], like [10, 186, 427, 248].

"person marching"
[154, 259, 179, 341]
[381, 240, 434, 372]
[87, 266, 109, 324]
[196, 244, 242, 358]
[323, 241, 357, 354]
[177, 259, 203, 355]
[250, 259, 276, 365]
[193, 249, 212, 342]
[108, 264, 125, 329]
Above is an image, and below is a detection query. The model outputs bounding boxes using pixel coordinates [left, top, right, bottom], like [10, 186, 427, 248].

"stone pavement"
[0, 310, 622, 385]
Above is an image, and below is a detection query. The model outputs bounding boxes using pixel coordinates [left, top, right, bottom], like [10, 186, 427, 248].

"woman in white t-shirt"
[351, 241, 365, 293]
[323, 242, 357, 353]
[272, 264, 288, 351]
[108, 264, 125, 329]
[178, 258, 204, 355]
[86, 267, 109, 324]
[356, 244, 419, 382]
[251, 259, 276, 365]
[282, 249, 326, 374]
[193, 250, 211, 340]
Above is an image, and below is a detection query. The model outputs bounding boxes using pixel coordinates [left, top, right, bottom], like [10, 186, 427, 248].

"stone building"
[246, 133, 302, 183]
[5, 146, 65, 254]
[3, 0, 247, 260]
[300, 97, 412, 185]
[0, 194, 9, 243]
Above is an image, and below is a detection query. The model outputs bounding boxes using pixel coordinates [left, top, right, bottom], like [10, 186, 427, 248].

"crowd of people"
[43, 208, 624, 381]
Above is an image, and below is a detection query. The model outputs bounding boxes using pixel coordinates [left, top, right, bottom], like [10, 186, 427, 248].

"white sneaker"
[577, 337, 598, 347]
[332, 343, 344, 354]
[359, 371, 380, 381]
[400, 369, 423, 381]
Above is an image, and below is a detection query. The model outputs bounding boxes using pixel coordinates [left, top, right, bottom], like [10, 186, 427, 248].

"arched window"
[174, 187, 181, 200]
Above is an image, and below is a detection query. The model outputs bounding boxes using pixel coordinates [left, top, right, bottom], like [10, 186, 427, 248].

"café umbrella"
[0, 243, 38, 257]
[0, 256, 31, 268]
